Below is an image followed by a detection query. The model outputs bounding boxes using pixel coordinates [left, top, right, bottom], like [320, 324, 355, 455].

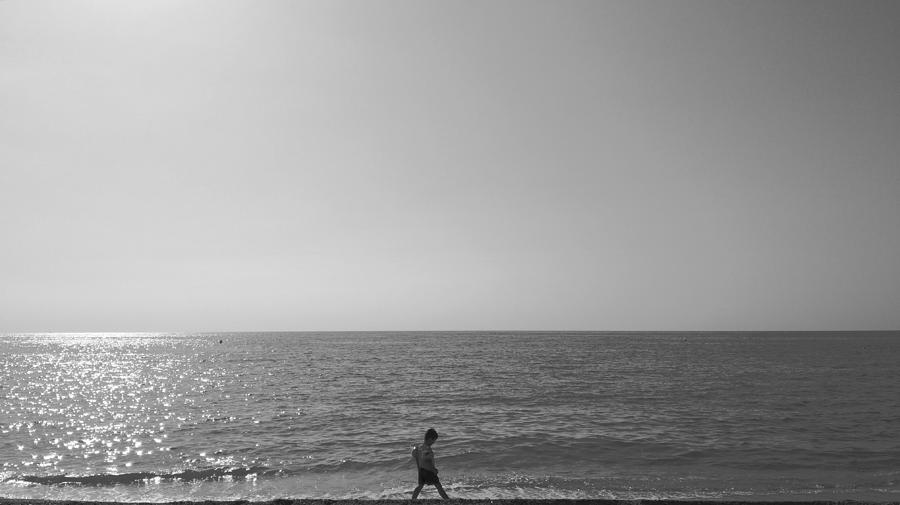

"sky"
[2, 0, 898, 332]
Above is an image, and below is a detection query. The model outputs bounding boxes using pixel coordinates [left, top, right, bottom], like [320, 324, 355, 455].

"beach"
[2, 499, 899, 505]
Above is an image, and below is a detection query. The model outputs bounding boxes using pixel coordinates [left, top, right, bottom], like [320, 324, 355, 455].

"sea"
[1, 331, 899, 502]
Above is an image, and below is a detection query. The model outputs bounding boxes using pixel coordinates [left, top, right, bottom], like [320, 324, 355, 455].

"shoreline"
[2, 500, 899, 505]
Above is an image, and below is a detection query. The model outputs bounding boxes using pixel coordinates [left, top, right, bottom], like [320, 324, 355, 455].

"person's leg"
[434, 480, 450, 500]
[412, 483, 424, 500]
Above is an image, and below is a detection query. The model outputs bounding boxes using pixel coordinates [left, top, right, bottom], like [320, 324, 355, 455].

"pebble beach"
[2, 499, 900, 505]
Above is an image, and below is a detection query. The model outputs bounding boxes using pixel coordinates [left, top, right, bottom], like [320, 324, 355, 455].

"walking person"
[411, 428, 450, 500]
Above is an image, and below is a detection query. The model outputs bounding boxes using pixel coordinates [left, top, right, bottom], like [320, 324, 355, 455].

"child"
[411, 428, 450, 500]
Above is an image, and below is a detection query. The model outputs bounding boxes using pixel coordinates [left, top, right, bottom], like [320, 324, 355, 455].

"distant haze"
[2, 0, 898, 332]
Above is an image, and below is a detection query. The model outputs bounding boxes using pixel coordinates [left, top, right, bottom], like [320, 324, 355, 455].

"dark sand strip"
[2, 499, 898, 505]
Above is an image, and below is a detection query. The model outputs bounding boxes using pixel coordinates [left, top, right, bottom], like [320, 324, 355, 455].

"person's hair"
[425, 428, 438, 441]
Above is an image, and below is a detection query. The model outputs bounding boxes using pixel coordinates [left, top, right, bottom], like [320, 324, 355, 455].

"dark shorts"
[418, 468, 440, 486]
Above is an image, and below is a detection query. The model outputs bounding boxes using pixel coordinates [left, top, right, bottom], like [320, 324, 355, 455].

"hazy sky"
[2, 0, 898, 332]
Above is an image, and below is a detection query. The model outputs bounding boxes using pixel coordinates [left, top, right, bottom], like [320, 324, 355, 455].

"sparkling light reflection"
[1, 333, 242, 480]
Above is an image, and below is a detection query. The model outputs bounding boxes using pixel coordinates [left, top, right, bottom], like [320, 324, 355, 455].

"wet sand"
[1, 499, 898, 505]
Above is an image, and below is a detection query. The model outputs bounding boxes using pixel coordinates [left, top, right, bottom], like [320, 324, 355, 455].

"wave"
[8, 466, 277, 486]
[5, 465, 900, 502]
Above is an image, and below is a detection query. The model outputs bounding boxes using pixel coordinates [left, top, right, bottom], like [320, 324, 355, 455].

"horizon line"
[3, 329, 899, 335]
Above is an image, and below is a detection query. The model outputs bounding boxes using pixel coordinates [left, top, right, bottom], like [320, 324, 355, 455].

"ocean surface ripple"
[1, 331, 899, 502]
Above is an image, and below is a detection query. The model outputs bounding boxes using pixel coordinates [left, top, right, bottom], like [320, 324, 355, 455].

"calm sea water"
[1, 332, 899, 502]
